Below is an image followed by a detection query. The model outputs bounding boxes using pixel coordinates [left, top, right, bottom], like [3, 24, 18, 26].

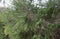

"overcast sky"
[0, 0, 12, 7]
[0, 0, 48, 7]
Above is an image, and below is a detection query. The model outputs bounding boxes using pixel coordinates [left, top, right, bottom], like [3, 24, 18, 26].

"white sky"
[0, 0, 48, 7]
[0, 0, 12, 7]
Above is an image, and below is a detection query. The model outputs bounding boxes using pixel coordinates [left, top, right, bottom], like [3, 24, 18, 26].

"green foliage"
[0, 0, 60, 39]
[0, 21, 5, 39]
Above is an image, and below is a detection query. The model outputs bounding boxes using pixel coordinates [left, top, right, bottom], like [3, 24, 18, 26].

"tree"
[0, 0, 60, 39]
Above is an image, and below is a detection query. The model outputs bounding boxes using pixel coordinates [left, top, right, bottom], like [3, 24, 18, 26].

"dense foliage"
[0, 0, 60, 39]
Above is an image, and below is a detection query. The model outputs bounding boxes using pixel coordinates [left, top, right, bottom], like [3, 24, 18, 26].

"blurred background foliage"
[0, 0, 60, 39]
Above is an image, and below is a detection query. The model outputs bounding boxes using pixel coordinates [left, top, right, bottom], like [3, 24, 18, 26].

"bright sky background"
[0, 0, 12, 7]
[0, 0, 48, 7]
